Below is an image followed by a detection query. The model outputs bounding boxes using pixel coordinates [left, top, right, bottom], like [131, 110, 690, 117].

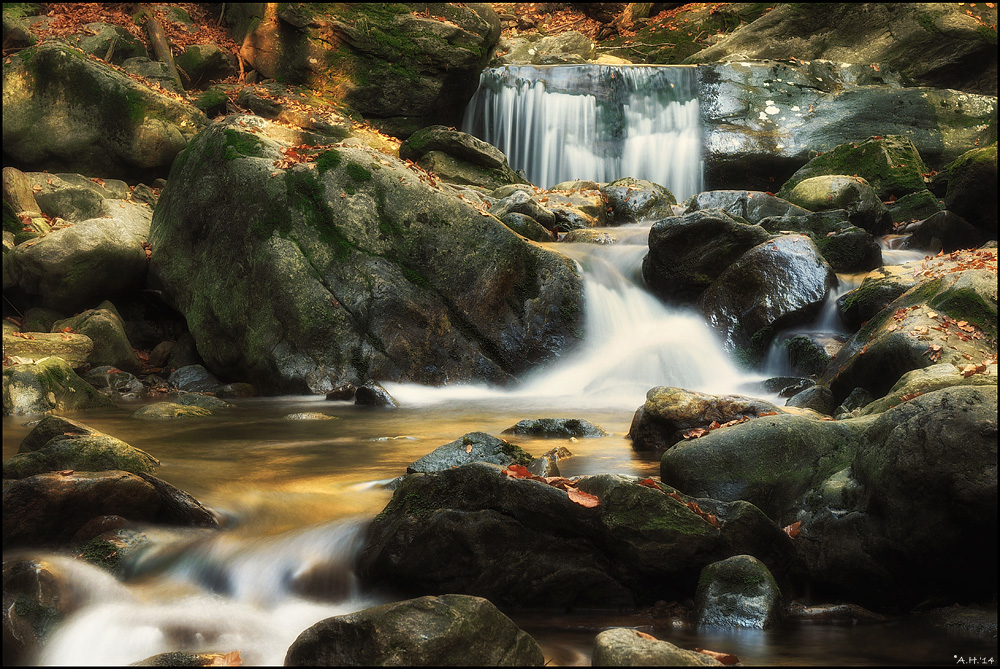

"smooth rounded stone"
[171, 392, 233, 410]
[858, 362, 998, 416]
[643, 208, 771, 303]
[3, 428, 159, 480]
[1, 330, 94, 367]
[52, 302, 143, 374]
[592, 628, 723, 667]
[903, 210, 985, 253]
[355, 381, 399, 408]
[795, 386, 997, 606]
[699, 234, 836, 363]
[493, 190, 557, 229]
[660, 412, 861, 521]
[26, 171, 128, 222]
[695, 555, 782, 629]
[601, 178, 676, 225]
[285, 594, 544, 666]
[886, 189, 942, 225]
[324, 383, 356, 401]
[551, 179, 601, 191]
[502, 418, 607, 439]
[501, 211, 553, 242]
[132, 651, 243, 667]
[784, 385, 836, 415]
[168, 364, 221, 393]
[813, 225, 883, 273]
[132, 402, 212, 420]
[217, 381, 256, 398]
[562, 229, 614, 244]
[407, 431, 533, 474]
[83, 365, 145, 398]
[3, 356, 115, 415]
[400, 125, 508, 169]
[628, 386, 781, 451]
[785, 601, 889, 625]
[683, 190, 810, 224]
[417, 150, 525, 190]
[284, 412, 337, 421]
[783, 175, 892, 235]
[17, 415, 101, 452]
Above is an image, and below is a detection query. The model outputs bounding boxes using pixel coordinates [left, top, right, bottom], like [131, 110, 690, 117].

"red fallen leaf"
[783, 520, 802, 538]
[635, 631, 657, 641]
[504, 464, 532, 479]
[687, 501, 703, 514]
[682, 427, 708, 439]
[708, 420, 721, 430]
[464, 444, 473, 454]
[207, 650, 242, 666]
[696, 648, 740, 665]
[60, 327, 75, 333]
[666, 490, 684, 503]
[900, 392, 923, 402]
[90, 177, 106, 188]
[758, 411, 779, 417]
[566, 487, 599, 508]
[639, 478, 661, 490]
[704, 513, 721, 529]
[57, 470, 75, 476]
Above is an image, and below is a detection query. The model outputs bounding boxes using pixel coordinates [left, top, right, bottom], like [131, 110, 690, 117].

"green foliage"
[80, 537, 121, 571]
[2, 3, 39, 20]
[223, 128, 269, 161]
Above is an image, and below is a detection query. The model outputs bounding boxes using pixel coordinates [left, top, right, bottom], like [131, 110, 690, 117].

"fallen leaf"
[566, 487, 599, 508]
[207, 650, 243, 666]
[465, 444, 473, 454]
[57, 470, 75, 476]
[504, 464, 532, 479]
[635, 631, 657, 641]
[783, 520, 802, 538]
[696, 648, 740, 665]
[638, 478, 661, 490]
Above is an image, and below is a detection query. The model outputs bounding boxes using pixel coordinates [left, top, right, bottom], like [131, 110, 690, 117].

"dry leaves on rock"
[503, 464, 599, 508]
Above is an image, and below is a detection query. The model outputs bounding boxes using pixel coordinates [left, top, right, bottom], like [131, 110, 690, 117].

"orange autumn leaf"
[566, 487, 599, 508]
[464, 444, 473, 454]
[208, 650, 243, 666]
[635, 631, 657, 641]
[783, 520, 802, 538]
[638, 478, 661, 490]
[682, 427, 708, 439]
[696, 648, 740, 665]
[504, 464, 531, 478]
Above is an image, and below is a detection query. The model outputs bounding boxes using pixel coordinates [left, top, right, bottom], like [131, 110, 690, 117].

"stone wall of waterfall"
[462, 65, 704, 200]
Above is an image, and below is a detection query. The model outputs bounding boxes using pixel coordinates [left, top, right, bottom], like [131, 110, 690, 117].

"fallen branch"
[133, 4, 184, 91]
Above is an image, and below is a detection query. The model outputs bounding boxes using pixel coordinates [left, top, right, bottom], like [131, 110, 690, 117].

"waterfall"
[462, 65, 704, 200]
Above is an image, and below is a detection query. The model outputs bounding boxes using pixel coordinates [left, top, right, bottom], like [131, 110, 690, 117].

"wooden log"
[133, 4, 184, 92]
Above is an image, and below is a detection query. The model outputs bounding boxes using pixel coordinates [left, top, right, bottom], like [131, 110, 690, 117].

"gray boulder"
[501, 418, 607, 439]
[782, 175, 892, 235]
[601, 178, 676, 225]
[643, 208, 771, 303]
[1, 330, 93, 368]
[683, 190, 810, 223]
[52, 302, 142, 375]
[699, 234, 835, 363]
[938, 145, 998, 237]
[2, 42, 206, 180]
[149, 116, 584, 394]
[2, 357, 114, 416]
[904, 210, 986, 253]
[695, 555, 782, 629]
[284, 595, 544, 666]
[168, 364, 221, 393]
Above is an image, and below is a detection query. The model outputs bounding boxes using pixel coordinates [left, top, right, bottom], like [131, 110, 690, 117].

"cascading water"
[462, 65, 704, 200]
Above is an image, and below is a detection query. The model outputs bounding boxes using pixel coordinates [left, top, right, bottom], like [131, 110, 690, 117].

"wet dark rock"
[939, 144, 997, 237]
[834, 387, 874, 417]
[699, 235, 835, 363]
[695, 554, 782, 629]
[168, 364, 221, 393]
[500, 212, 554, 242]
[762, 377, 815, 398]
[324, 383, 356, 401]
[407, 432, 532, 474]
[919, 604, 998, 640]
[629, 386, 781, 452]
[601, 178, 676, 225]
[592, 628, 723, 666]
[284, 594, 544, 666]
[886, 189, 943, 225]
[785, 385, 836, 415]
[501, 418, 607, 439]
[785, 601, 890, 625]
[359, 463, 794, 609]
[813, 226, 883, 274]
[836, 265, 920, 331]
[132, 651, 244, 667]
[643, 208, 771, 303]
[904, 210, 985, 253]
[216, 382, 256, 399]
[354, 382, 399, 408]
[84, 366, 145, 399]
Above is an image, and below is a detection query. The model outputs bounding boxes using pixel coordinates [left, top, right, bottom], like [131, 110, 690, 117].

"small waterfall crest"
[462, 65, 704, 200]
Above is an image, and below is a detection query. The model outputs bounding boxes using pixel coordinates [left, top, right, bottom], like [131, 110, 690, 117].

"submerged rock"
[407, 432, 532, 474]
[132, 402, 212, 420]
[592, 628, 723, 666]
[695, 555, 782, 629]
[285, 594, 543, 666]
[501, 418, 607, 439]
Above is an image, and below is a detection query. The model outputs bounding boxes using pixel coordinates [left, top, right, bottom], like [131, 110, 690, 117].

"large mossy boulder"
[2, 356, 114, 415]
[695, 60, 995, 192]
[359, 463, 794, 609]
[686, 4, 998, 95]
[628, 386, 781, 452]
[643, 208, 771, 303]
[659, 412, 862, 522]
[235, 4, 500, 137]
[778, 136, 932, 201]
[698, 234, 836, 363]
[820, 252, 997, 405]
[399, 125, 526, 190]
[284, 595, 544, 666]
[591, 629, 723, 667]
[149, 116, 584, 394]
[782, 175, 892, 235]
[793, 386, 997, 606]
[1, 330, 94, 367]
[939, 144, 998, 237]
[2, 42, 207, 181]
[600, 178, 676, 225]
[3, 416, 159, 479]
[858, 362, 999, 416]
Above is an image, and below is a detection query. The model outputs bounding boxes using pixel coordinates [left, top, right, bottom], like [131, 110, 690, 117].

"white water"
[462, 65, 704, 199]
